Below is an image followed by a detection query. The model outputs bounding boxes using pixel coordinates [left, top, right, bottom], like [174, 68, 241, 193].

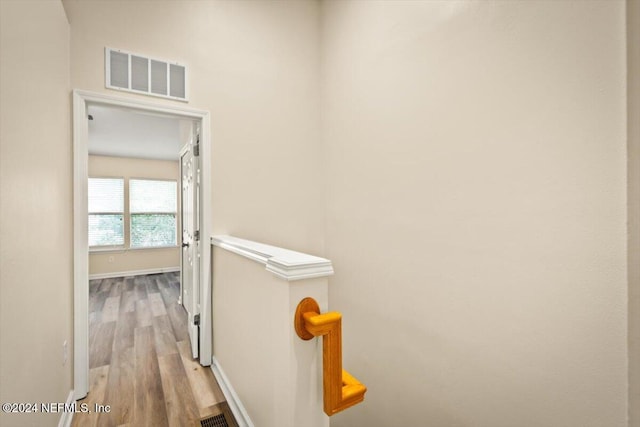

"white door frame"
[72, 89, 212, 399]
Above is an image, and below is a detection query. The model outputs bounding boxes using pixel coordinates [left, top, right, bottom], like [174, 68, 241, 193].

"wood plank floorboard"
[134, 326, 169, 427]
[152, 315, 179, 357]
[134, 276, 148, 301]
[90, 287, 108, 314]
[135, 299, 153, 328]
[158, 353, 201, 426]
[145, 275, 160, 294]
[124, 276, 135, 292]
[102, 296, 121, 323]
[90, 321, 116, 369]
[158, 280, 178, 307]
[113, 311, 136, 353]
[73, 365, 110, 427]
[98, 278, 114, 293]
[149, 292, 168, 317]
[90, 279, 102, 295]
[73, 273, 228, 427]
[167, 303, 189, 342]
[177, 341, 225, 412]
[120, 290, 136, 313]
[109, 280, 123, 298]
[98, 346, 134, 427]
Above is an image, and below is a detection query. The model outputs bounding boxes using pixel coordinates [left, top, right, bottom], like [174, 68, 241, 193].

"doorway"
[72, 90, 212, 400]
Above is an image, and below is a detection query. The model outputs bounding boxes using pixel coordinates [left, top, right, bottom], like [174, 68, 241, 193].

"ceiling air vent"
[105, 48, 188, 102]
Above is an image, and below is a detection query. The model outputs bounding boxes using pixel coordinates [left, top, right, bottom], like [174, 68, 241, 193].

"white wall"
[0, 1, 73, 426]
[628, 0, 640, 425]
[88, 155, 180, 277]
[321, 1, 628, 426]
[63, 0, 324, 255]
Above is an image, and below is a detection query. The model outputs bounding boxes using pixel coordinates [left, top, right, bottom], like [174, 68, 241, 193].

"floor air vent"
[200, 402, 238, 427]
[201, 414, 229, 427]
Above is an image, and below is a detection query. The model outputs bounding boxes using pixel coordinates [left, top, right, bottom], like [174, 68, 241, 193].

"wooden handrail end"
[327, 387, 366, 416]
[342, 369, 367, 401]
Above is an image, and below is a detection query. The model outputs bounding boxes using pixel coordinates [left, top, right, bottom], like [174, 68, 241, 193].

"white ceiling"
[88, 105, 192, 161]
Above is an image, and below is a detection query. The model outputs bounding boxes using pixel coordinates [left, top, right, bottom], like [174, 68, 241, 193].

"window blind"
[130, 179, 176, 213]
[88, 178, 124, 247]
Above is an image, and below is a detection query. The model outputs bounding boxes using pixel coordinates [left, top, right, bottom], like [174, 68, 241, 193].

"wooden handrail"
[294, 297, 367, 416]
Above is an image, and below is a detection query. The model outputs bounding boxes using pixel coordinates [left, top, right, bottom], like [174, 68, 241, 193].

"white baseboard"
[58, 390, 74, 427]
[89, 266, 180, 280]
[210, 357, 254, 427]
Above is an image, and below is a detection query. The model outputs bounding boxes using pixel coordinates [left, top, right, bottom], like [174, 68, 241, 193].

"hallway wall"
[62, 0, 324, 255]
[628, 0, 640, 424]
[0, 1, 73, 426]
[321, 1, 628, 426]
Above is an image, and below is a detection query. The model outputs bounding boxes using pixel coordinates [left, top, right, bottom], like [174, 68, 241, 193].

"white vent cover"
[105, 48, 188, 102]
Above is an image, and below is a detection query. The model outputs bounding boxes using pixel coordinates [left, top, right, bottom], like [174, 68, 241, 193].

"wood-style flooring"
[72, 273, 231, 427]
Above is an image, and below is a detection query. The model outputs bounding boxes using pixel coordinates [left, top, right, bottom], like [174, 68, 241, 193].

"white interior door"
[180, 125, 200, 359]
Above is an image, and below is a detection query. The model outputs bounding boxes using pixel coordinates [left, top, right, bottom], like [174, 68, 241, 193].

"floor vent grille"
[201, 413, 228, 427]
[200, 401, 238, 427]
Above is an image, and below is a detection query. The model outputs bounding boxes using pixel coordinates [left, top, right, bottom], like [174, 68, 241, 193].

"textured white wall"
[0, 1, 73, 426]
[321, 1, 628, 426]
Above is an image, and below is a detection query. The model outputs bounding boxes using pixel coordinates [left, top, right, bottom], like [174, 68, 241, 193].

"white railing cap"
[211, 235, 334, 281]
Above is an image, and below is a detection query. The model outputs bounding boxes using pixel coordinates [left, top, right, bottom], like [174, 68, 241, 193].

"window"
[130, 179, 177, 248]
[88, 178, 124, 247]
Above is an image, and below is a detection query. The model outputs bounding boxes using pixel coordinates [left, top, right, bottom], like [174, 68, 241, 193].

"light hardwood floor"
[72, 273, 232, 427]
